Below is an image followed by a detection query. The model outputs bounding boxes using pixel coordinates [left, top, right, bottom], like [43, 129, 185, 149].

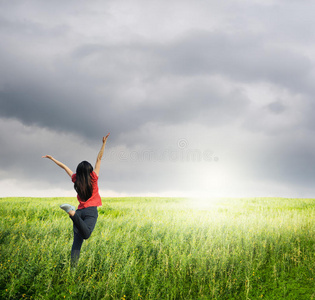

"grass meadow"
[0, 197, 315, 299]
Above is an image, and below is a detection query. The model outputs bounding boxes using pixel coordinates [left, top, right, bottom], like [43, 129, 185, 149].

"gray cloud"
[266, 101, 286, 114]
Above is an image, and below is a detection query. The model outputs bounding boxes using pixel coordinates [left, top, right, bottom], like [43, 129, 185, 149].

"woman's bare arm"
[42, 155, 73, 177]
[94, 133, 110, 176]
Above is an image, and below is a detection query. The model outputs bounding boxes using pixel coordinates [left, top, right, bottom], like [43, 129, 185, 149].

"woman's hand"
[103, 133, 110, 143]
[42, 155, 53, 160]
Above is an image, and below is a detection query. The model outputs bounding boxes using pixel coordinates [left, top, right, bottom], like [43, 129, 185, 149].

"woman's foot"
[60, 204, 76, 213]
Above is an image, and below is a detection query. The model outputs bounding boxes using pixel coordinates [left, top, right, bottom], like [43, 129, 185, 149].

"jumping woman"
[42, 133, 110, 265]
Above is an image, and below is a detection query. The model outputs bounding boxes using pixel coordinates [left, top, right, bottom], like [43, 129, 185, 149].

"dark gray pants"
[70, 206, 98, 264]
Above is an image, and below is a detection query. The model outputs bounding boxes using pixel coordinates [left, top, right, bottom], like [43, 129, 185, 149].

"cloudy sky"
[1, 0, 315, 198]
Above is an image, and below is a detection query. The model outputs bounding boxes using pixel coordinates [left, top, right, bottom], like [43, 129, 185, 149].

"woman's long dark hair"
[74, 161, 93, 201]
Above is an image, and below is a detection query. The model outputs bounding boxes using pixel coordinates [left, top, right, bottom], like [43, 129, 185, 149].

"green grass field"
[0, 197, 315, 299]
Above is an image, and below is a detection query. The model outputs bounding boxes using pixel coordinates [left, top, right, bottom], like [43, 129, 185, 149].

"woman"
[42, 133, 110, 264]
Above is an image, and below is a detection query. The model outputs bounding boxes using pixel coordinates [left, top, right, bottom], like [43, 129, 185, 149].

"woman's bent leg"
[70, 207, 98, 239]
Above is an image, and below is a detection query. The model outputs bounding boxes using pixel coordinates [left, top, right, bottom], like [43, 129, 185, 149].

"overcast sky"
[1, 0, 315, 198]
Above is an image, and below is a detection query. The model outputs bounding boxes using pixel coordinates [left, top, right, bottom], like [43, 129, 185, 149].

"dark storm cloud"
[71, 29, 313, 92]
[1, 27, 311, 142]
[0, 77, 115, 140]
[159, 30, 313, 93]
[0, 34, 252, 142]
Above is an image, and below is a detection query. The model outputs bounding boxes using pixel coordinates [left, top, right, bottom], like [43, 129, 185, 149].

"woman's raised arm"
[42, 155, 74, 177]
[94, 133, 110, 176]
